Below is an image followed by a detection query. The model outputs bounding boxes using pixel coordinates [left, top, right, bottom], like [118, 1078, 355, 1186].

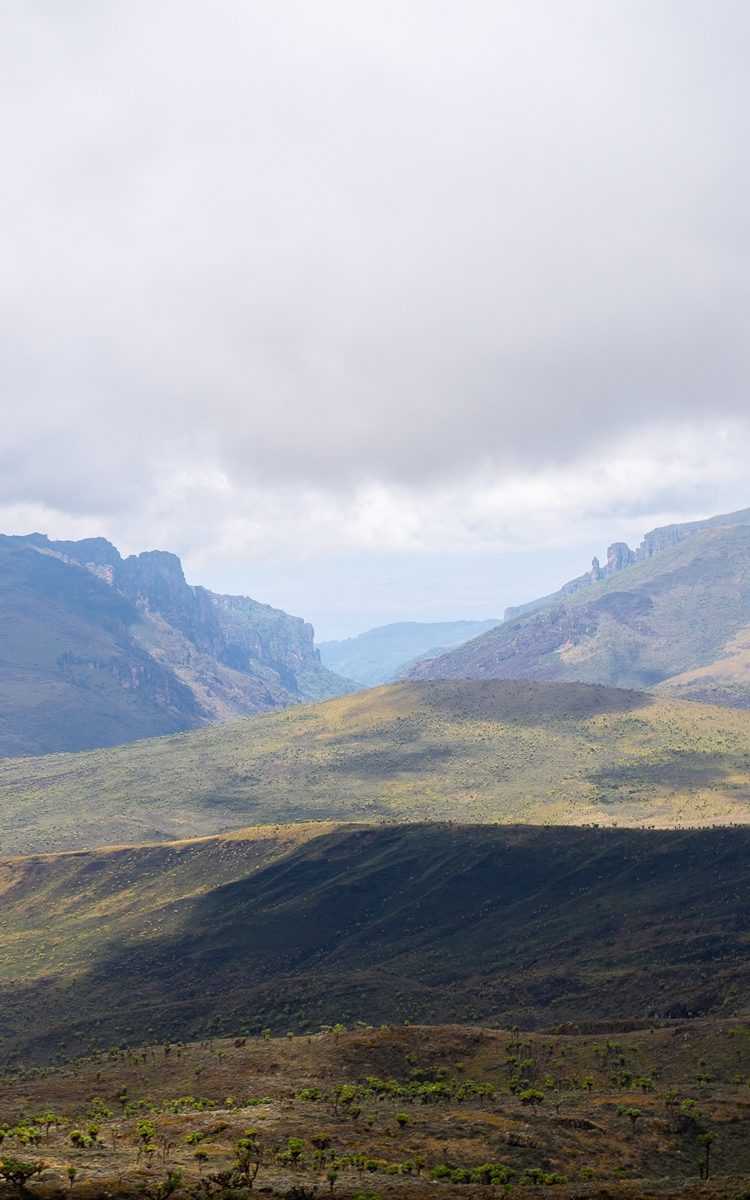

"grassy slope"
[4, 1022, 750, 1197]
[405, 524, 750, 703]
[3, 680, 750, 854]
[5, 822, 750, 1062]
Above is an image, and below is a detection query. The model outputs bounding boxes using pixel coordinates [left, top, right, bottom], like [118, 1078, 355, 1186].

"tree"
[624, 1108, 641, 1133]
[697, 1132, 716, 1180]
[232, 1132, 262, 1188]
[0, 1157, 45, 1195]
[67, 1166, 77, 1189]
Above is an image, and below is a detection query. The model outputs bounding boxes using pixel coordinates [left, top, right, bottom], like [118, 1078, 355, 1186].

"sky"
[2, 2, 750, 638]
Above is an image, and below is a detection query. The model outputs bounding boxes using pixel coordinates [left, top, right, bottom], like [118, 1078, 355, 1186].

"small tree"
[624, 1108, 641, 1133]
[67, 1166, 77, 1189]
[697, 1132, 716, 1180]
[0, 1157, 45, 1195]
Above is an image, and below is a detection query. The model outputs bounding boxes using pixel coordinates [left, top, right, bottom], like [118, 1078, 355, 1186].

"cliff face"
[0, 533, 356, 757]
[405, 521, 750, 707]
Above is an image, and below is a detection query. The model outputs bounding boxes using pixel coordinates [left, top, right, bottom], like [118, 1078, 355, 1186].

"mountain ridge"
[405, 521, 750, 706]
[505, 503, 750, 620]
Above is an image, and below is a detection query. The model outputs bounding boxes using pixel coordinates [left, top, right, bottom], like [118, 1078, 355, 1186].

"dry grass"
[2, 1021, 750, 1199]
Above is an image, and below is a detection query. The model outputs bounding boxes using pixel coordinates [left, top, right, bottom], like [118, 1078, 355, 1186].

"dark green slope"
[0, 539, 202, 755]
[7, 822, 750, 1064]
[406, 523, 750, 705]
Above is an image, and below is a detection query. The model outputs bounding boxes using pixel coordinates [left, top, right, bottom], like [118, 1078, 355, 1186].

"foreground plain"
[3, 1022, 750, 1198]
[4, 681, 750, 854]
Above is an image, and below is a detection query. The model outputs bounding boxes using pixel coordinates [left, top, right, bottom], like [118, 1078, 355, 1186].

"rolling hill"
[405, 522, 750, 707]
[317, 619, 501, 686]
[4, 821, 750, 1064]
[2, 680, 750, 855]
[0, 533, 354, 757]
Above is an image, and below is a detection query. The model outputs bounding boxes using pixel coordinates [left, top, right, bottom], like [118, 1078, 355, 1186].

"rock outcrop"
[504, 506, 750, 620]
[405, 518, 750, 707]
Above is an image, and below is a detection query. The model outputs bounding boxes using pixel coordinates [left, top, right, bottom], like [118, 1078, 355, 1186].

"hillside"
[5, 1020, 750, 1197]
[2, 679, 750, 855]
[0, 533, 354, 756]
[406, 523, 750, 707]
[317, 619, 501, 686]
[4, 823, 750, 1064]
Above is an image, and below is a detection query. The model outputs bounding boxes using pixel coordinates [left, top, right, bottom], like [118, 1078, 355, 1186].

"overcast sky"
[2, 1, 750, 637]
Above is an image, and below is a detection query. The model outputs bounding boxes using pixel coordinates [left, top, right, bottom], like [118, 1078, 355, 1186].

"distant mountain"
[317, 619, 501, 686]
[404, 510, 750, 708]
[0, 533, 355, 757]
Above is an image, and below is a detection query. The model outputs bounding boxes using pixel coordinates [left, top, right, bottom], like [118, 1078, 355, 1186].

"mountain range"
[0, 533, 355, 757]
[317, 618, 501, 685]
[405, 507, 750, 707]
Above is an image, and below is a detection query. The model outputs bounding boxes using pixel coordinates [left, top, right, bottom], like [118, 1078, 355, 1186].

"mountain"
[317, 619, 501, 686]
[2, 678, 750, 855]
[0, 533, 355, 757]
[504, 503, 750, 620]
[4, 821, 750, 1063]
[405, 518, 750, 707]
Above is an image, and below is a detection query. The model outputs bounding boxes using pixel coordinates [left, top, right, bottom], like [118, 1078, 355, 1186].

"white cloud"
[0, 1, 749, 629]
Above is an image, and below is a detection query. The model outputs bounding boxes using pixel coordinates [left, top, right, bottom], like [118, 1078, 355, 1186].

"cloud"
[0, 0, 749, 576]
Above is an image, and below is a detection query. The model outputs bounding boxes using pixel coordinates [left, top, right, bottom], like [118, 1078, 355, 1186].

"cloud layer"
[1, 1, 749, 623]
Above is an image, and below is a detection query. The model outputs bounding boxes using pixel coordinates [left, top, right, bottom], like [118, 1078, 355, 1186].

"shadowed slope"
[5, 822, 750, 1063]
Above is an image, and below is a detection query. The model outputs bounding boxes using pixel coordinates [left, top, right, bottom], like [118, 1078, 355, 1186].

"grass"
[4, 680, 750, 854]
[4, 1021, 750, 1197]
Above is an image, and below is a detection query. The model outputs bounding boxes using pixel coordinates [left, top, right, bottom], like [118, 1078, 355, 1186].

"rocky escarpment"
[505, 504, 750, 620]
[405, 520, 750, 707]
[0, 533, 355, 756]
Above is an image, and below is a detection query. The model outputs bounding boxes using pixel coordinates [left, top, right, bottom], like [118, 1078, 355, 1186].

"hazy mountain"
[0, 533, 355, 757]
[405, 514, 750, 707]
[1, 678, 748, 855]
[317, 618, 500, 685]
[4, 821, 750, 1060]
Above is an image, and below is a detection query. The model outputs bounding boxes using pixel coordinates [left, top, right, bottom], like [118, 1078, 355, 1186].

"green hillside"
[5, 822, 750, 1065]
[4, 679, 750, 855]
[405, 524, 750, 706]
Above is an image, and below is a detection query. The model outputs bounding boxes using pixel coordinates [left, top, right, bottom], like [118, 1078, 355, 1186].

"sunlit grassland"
[2, 680, 750, 854]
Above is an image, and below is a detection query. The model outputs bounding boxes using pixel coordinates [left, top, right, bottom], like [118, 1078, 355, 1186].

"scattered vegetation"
[3, 679, 750, 856]
[0, 1021, 748, 1198]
